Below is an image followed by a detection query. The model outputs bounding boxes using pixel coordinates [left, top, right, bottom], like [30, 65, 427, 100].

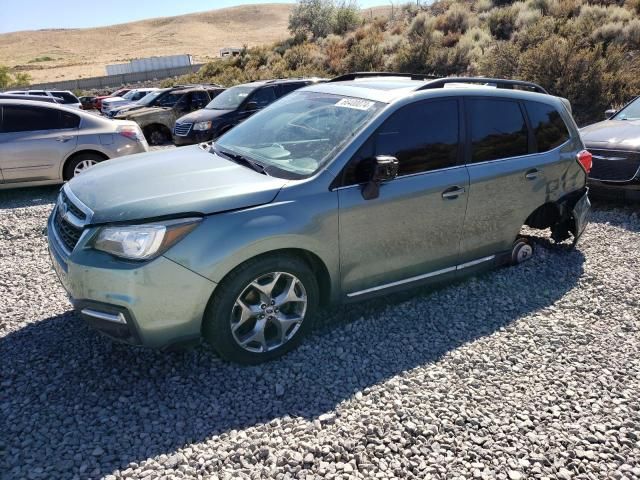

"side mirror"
[605, 108, 617, 119]
[244, 101, 258, 111]
[362, 155, 399, 200]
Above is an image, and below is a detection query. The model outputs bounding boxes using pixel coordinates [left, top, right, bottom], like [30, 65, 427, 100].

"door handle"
[442, 186, 466, 200]
[525, 168, 540, 180]
[56, 135, 74, 143]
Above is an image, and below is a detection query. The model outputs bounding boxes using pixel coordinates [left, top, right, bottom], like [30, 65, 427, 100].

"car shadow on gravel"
[0, 185, 59, 209]
[1, 246, 585, 478]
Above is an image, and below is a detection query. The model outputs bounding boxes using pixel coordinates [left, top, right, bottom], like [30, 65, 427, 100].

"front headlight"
[193, 121, 212, 131]
[92, 218, 201, 260]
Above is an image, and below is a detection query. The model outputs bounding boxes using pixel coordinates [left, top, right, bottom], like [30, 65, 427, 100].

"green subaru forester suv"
[47, 73, 591, 364]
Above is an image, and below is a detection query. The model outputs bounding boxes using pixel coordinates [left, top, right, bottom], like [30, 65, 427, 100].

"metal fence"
[29, 64, 204, 91]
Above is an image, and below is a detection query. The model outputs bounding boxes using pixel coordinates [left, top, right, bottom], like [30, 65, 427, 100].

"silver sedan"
[0, 99, 148, 189]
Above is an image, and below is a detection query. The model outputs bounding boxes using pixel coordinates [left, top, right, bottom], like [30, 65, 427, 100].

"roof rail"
[419, 77, 548, 94]
[329, 72, 439, 82]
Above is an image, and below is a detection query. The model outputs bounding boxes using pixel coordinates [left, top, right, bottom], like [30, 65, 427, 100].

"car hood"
[177, 109, 232, 123]
[580, 119, 640, 151]
[67, 145, 288, 224]
[102, 96, 125, 104]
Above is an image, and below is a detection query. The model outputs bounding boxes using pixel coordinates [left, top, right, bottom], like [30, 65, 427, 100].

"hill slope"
[0, 4, 294, 83]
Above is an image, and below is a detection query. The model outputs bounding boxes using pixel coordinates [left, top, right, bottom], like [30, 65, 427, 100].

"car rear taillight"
[117, 125, 143, 142]
[577, 150, 592, 174]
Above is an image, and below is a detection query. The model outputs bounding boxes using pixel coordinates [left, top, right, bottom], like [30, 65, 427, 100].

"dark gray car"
[580, 96, 640, 202]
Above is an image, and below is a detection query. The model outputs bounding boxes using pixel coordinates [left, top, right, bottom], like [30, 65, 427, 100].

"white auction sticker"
[335, 98, 375, 110]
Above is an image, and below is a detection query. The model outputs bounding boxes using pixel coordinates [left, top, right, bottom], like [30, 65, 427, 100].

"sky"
[0, 0, 390, 34]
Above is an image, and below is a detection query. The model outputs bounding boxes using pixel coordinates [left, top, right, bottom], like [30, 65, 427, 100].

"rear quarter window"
[524, 101, 570, 152]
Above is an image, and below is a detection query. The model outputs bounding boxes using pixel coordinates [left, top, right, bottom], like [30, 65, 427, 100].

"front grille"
[60, 190, 86, 221]
[53, 208, 83, 252]
[174, 122, 192, 136]
[589, 149, 640, 182]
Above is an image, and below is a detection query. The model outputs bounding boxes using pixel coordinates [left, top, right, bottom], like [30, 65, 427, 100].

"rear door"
[0, 105, 79, 182]
[459, 97, 569, 262]
[338, 98, 469, 297]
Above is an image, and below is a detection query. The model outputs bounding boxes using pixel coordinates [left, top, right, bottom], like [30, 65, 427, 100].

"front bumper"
[47, 208, 216, 348]
[172, 131, 213, 146]
[588, 178, 640, 202]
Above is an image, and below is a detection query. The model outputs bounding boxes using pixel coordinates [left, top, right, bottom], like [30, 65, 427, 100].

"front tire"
[202, 254, 319, 364]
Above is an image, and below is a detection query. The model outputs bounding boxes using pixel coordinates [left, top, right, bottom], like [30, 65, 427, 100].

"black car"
[580, 96, 640, 202]
[172, 78, 325, 146]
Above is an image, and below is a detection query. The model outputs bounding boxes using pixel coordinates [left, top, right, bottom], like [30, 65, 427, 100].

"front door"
[0, 105, 79, 182]
[338, 99, 469, 297]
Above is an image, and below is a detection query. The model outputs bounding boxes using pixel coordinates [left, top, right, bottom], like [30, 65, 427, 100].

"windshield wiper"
[214, 146, 268, 175]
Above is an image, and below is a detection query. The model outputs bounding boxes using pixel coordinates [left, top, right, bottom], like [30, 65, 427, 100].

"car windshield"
[138, 90, 165, 106]
[121, 90, 137, 100]
[206, 86, 255, 110]
[214, 91, 385, 179]
[612, 97, 640, 121]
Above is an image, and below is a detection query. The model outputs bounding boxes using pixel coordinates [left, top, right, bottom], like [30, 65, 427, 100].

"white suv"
[5, 90, 82, 109]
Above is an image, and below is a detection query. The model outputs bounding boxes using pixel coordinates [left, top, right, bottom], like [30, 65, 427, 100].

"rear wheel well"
[63, 150, 108, 180]
[143, 123, 172, 144]
[219, 249, 332, 307]
[524, 202, 561, 230]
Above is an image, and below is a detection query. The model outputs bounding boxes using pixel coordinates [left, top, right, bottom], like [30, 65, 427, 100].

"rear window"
[468, 98, 528, 163]
[524, 101, 570, 152]
[51, 91, 79, 104]
[1, 106, 79, 133]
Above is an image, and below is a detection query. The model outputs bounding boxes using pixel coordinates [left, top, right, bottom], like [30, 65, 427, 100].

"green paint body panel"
[47, 82, 590, 349]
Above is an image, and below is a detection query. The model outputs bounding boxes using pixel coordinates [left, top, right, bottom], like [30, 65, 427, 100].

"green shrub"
[488, 7, 518, 39]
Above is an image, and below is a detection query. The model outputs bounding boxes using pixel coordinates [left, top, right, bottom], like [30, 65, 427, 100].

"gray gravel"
[1, 187, 639, 480]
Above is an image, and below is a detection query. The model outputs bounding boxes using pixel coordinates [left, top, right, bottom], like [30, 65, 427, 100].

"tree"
[289, 0, 336, 39]
[0, 65, 31, 88]
[333, 1, 361, 35]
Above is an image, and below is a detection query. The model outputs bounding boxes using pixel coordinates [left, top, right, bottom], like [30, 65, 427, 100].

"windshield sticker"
[335, 98, 375, 111]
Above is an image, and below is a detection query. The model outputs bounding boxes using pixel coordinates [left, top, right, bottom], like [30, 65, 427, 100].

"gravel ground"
[1, 186, 639, 480]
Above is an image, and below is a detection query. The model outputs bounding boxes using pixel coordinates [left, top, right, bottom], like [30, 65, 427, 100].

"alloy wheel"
[230, 272, 308, 353]
[73, 159, 97, 176]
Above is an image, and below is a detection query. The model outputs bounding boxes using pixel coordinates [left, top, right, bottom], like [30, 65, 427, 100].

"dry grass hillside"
[0, 4, 296, 83]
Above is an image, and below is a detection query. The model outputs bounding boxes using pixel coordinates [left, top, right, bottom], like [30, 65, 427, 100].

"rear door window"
[524, 101, 570, 152]
[467, 98, 528, 163]
[191, 91, 209, 109]
[0, 106, 66, 133]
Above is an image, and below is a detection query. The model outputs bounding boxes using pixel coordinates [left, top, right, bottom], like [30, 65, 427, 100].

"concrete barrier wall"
[29, 64, 204, 91]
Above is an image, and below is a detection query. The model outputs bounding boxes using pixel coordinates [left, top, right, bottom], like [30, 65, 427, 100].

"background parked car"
[78, 96, 97, 110]
[0, 93, 60, 104]
[0, 99, 148, 189]
[173, 78, 325, 146]
[117, 85, 225, 145]
[94, 88, 131, 111]
[580, 95, 640, 202]
[5, 89, 81, 109]
[101, 88, 159, 117]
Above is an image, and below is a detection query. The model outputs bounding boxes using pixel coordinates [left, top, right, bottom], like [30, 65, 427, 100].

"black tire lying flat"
[202, 254, 319, 364]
